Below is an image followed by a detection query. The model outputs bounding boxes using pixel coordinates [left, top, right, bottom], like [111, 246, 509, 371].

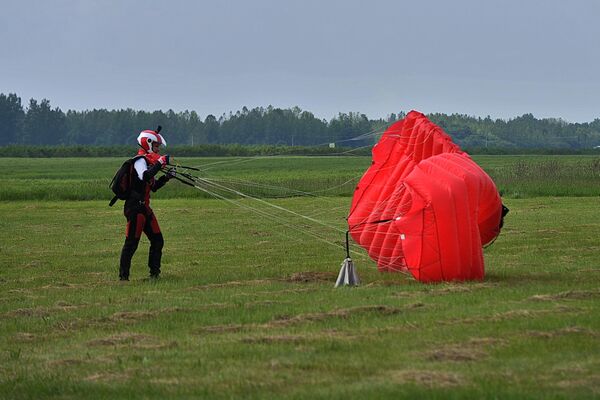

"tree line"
[1, 92, 600, 149]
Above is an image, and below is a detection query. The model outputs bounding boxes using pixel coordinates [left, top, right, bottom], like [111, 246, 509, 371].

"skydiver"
[118, 128, 174, 281]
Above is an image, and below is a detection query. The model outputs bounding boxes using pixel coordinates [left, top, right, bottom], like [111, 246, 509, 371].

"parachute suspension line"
[184, 174, 331, 241]
[172, 170, 370, 259]
[178, 170, 346, 233]
[175, 158, 363, 202]
[165, 122, 427, 266]
[348, 183, 410, 230]
[174, 124, 388, 173]
[178, 120, 432, 178]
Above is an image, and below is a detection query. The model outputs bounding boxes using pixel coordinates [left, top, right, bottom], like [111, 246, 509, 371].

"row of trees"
[2, 92, 600, 149]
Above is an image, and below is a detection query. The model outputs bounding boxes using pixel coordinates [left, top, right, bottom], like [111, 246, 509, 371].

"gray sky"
[2, 0, 599, 122]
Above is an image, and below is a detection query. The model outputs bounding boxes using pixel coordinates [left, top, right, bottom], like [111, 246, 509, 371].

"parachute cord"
[348, 217, 394, 232]
[184, 175, 367, 257]
[483, 232, 500, 250]
[179, 171, 347, 233]
[483, 236, 499, 249]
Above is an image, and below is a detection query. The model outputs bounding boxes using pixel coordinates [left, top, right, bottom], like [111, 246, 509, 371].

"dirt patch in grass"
[107, 307, 202, 322]
[41, 282, 82, 289]
[390, 283, 494, 298]
[424, 336, 508, 363]
[88, 332, 154, 346]
[390, 291, 422, 298]
[196, 324, 245, 334]
[285, 271, 336, 283]
[528, 290, 600, 302]
[426, 347, 487, 362]
[48, 358, 84, 367]
[109, 311, 157, 322]
[198, 304, 417, 334]
[192, 271, 339, 288]
[87, 332, 175, 349]
[196, 303, 232, 310]
[576, 268, 600, 273]
[241, 329, 361, 344]
[190, 279, 275, 290]
[53, 301, 88, 311]
[232, 289, 302, 298]
[553, 374, 600, 392]
[52, 307, 210, 333]
[432, 283, 496, 293]
[3, 307, 50, 318]
[441, 306, 581, 325]
[241, 335, 307, 344]
[8, 288, 33, 294]
[150, 377, 197, 385]
[245, 300, 291, 308]
[267, 304, 404, 327]
[13, 332, 36, 342]
[388, 369, 466, 387]
[364, 279, 412, 287]
[54, 300, 74, 307]
[3, 301, 90, 319]
[525, 326, 599, 339]
[253, 288, 317, 295]
[467, 337, 508, 346]
[135, 341, 178, 350]
[84, 371, 132, 382]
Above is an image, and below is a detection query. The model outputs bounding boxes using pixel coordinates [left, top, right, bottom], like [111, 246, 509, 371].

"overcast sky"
[2, 0, 599, 122]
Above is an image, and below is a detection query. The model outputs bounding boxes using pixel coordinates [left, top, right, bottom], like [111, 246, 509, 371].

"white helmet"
[137, 127, 167, 153]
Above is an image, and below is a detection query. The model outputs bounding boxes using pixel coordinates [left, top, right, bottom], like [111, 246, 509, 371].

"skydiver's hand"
[158, 155, 170, 166]
[166, 167, 177, 180]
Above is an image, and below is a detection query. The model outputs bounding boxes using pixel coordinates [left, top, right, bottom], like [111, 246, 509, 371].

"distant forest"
[1, 92, 600, 149]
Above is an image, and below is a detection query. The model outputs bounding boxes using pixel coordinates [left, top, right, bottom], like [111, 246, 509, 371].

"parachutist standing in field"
[114, 127, 175, 281]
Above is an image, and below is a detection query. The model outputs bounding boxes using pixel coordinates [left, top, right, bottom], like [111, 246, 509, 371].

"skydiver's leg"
[119, 212, 146, 280]
[144, 213, 163, 278]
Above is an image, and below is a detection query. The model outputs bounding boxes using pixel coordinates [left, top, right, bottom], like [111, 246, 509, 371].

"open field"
[2, 155, 600, 201]
[1, 156, 600, 399]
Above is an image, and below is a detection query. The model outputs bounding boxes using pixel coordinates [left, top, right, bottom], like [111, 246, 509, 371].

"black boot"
[148, 232, 164, 278]
[120, 237, 139, 280]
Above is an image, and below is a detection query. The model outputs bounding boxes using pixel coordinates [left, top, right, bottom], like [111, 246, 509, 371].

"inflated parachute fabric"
[348, 111, 504, 282]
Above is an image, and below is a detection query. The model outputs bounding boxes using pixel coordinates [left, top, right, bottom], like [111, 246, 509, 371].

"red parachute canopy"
[348, 111, 504, 282]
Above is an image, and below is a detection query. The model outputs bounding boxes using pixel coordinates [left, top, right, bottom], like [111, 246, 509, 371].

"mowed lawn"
[1, 156, 599, 399]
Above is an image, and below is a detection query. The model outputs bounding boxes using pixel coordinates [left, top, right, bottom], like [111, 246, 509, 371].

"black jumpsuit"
[119, 156, 170, 280]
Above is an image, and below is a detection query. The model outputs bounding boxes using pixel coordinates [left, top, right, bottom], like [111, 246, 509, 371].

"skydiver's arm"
[134, 158, 163, 182]
[152, 175, 170, 192]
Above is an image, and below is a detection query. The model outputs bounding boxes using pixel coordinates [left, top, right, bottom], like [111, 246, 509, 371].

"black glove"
[165, 167, 177, 180]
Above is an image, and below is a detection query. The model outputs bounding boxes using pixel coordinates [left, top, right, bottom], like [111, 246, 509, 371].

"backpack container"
[109, 156, 143, 206]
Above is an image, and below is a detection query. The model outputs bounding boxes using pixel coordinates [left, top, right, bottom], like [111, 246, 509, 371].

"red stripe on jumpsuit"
[150, 213, 161, 234]
[125, 213, 146, 239]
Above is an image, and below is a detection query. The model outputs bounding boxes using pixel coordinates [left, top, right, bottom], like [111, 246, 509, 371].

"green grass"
[481, 155, 600, 197]
[1, 155, 600, 398]
[1, 194, 599, 399]
[0, 156, 370, 201]
[2, 155, 600, 201]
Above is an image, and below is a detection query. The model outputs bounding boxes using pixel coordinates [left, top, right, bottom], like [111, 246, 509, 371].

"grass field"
[2, 155, 600, 201]
[1, 156, 600, 399]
